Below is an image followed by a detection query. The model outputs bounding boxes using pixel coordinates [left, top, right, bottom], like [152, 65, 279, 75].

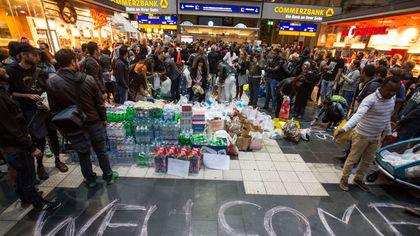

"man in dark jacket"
[0, 70, 60, 211]
[355, 65, 382, 106]
[208, 45, 222, 91]
[80, 42, 106, 96]
[397, 79, 420, 140]
[165, 48, 182, 101]
[248, 48, 265, 107]
[264, 48, 289, 113]
[114, 46, 129, 103]
[47, 49, 118, 187]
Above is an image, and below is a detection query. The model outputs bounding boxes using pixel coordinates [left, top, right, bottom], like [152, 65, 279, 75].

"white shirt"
[343, 89, 395, 137]
[183, 67, 192, 88]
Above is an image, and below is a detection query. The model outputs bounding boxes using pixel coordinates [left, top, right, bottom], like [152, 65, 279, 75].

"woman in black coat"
[190, 56, 208, 102]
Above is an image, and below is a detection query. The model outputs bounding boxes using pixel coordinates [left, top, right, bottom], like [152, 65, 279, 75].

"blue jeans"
[320, 80, 333, 103]
[264, 79, 279, 111]
[342, 90, 354, 108]
[116, 85, 128, 104]
[67, 121, 113, 182]
[1, 148, 44, 207]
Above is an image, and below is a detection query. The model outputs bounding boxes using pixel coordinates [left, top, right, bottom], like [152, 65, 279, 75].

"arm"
[334, 68, 343, 82]
[91, 80, 107, 122]
[0, 98, 34, 151]
[342, 96, 373, 131]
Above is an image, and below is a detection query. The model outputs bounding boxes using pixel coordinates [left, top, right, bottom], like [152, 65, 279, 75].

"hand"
[27, 94, 43, 101]
[31, 148, 42, 158]
[334, 129, 346, 140]
[103, 121, 107, 127]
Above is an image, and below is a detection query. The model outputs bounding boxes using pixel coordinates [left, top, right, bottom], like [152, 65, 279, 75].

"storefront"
[111, 0, 177, 40]
[261, 2, 341, 48]
[318, 2, 420, 76]
[178, 0, 262, 43]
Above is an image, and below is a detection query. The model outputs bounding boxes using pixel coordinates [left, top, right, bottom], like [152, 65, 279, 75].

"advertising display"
[110, 0, 177, 14]
[279, 22, 317, 37]
[138, 15, 177, 30]
[262, 3, 341, 22]
[178, 0, 262, 18]
[179, 2, 260, 14]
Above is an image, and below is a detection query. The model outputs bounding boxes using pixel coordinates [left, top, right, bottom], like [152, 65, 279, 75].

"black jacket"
[115, 58, 129, 89]
[399, 87, 420, 127]
[46, 69, 106, 124]
[0, 86, 34, 151]
[164, 56, 181, 81]
[357, 77, 383, 103]
[208, 51, 222, 75]
[80, 56, 106, 94]
[266, 56, 289, 81]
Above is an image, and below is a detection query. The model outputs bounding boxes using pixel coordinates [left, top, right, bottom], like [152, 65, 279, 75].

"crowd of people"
[0, 37, 419, 211]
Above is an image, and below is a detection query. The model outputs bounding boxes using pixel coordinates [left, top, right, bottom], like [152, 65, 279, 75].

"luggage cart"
[367, 137, 420, 190]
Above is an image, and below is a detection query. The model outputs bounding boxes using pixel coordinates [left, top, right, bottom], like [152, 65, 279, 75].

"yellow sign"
[111, 0, 159, 7]
[160, 0, 168, 9]
[279, 30, 316, 37]
[274, 6, 334, 17]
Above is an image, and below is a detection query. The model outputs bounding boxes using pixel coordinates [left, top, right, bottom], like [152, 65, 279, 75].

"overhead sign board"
[137, 15, 177, 30]
[178, 0, 262, 18]
[179, 3, 260, 14]
[279, 22, 318, 37]
[110, 0, 177, 14]
[262, 3, 341, 22]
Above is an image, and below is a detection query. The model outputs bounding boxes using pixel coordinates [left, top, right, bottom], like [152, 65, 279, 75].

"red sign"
[90, 9, 108, 29]
[342, 26, 389, 38]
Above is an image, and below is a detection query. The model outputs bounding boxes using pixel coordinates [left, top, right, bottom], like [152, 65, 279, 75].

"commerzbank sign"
[262, 3, 342, 22]
[110, 0, 177, 14]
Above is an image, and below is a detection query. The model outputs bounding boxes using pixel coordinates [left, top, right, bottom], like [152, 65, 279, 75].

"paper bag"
[236, 135, 252, 151]
[208, 119, 225, 133]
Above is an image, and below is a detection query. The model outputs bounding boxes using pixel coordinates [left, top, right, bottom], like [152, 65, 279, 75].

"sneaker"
[34, 200, 62, 211]
[104, 171, 119, 185]
[339, 177, 349, 191]
[55, 161, 69, 173]
[37, 166, 49, 180]
[354, 178, 369, 191]
[83, 179, 97, 188]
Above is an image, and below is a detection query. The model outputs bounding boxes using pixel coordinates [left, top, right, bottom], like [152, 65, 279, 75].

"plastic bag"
[153, 76, 160, 90]
[300, 128, 311, 141]
[249, 131, 263, 150]
[283, 119, 301, 143]
[279, 96, 290, 119]
[333, 120, 352, 144]
[161, 78, 172, 97]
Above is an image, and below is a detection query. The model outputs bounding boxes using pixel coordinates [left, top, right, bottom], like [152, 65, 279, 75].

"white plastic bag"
[300, 128, 311, 141]
[153, 76, 160, 90]
[161, 78, 172, 97]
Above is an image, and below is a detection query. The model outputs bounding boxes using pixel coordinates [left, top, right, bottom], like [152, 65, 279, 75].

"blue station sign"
[179, 2, 260, 14]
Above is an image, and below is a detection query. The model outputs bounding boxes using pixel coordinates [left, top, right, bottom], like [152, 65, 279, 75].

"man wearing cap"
[248, 47, 265, 107]
[0, 64, 61, 211]
[6, 44, 68, 181]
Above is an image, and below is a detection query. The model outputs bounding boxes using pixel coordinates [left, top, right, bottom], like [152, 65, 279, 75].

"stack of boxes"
[180, 105, 193, 131]
[192, 110, 206, 132]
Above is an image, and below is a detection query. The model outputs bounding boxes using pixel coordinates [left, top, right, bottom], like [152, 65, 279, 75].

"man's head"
[17, 44, 41, 66]
[119, 45, 128, 59]
[402, 61, 415, 72]
[376, 66, 388, 79]
[87, 42, 99, 57]
[81, 43, 88, 54]
[323, 98, 333, 110]
[361, 64, 376, 82]
[271, 48, 279, 59]
[55, 48, 79, 71]
[335, 50, 342, 60]
[351, 60, 361, 70]
[39, 43, 50, 52]
[391, 54, 402, 65]
[379, 76, 401, 99]
[7, 41, 21, 59]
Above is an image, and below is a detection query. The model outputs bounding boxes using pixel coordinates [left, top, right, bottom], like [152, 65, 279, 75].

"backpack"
[331, 95, 348, 108]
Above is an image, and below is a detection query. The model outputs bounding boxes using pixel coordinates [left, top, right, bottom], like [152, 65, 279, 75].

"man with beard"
[6, 44, 68, 180]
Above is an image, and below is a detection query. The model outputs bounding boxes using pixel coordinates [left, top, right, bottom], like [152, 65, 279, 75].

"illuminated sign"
[90, 9, 108, 29]
[110, 0, 176, 14]
[179, 3, 260, 14]
[342, 26, 389, 38]
[137, 15, 177, 30]
[279, 22, 317, 37]
[262, 3, 341, 22]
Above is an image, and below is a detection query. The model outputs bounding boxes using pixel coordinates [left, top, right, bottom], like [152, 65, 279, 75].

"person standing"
[164, 48, 182, 101]
[0, 69, 61, 211]
[293, 61, 315, 119]
[47, 49, 118, 187]
[341, 60, 361, 107]
[80, 42, 106, 96]
[322, 51, 344, 101]
[235, 51, 250, 100]
[264, 48, 289, 113]
[248, 48, 265, 107]
[397, 77, 420, 140]
[190, 56, 208, 103]
[335, 76, 400, 191]
[99, 49, 114, 103]
[114, 46, 129, 103]
[208, 45, 221, 92]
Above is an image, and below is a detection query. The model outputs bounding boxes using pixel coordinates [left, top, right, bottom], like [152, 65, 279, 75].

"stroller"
[367, 137, 420, 190]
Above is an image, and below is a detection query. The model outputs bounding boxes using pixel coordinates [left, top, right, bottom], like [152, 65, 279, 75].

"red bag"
[279, 96, 290, 119]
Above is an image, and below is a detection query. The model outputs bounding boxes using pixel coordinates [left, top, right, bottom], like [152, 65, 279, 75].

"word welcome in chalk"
[34, 199, 420, 236]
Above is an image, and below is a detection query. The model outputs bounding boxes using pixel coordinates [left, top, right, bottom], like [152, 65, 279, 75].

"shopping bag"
[282, 119, 301, 143]
[249, 132, 263, 150]
[278, 96, 290, 119]
[333, 120, 352, 144]
[236, 135, 252, 151]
